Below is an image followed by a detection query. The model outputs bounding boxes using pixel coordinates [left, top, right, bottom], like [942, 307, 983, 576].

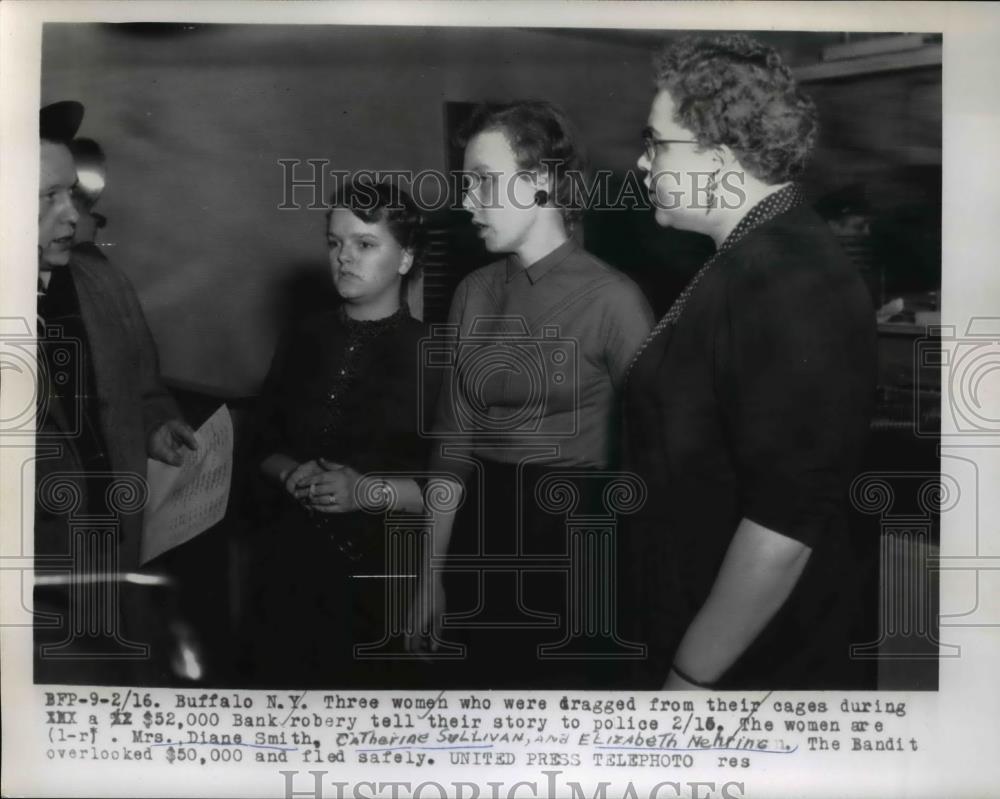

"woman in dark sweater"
[622, 34, 877, 690]
[248, 179, 434, 687]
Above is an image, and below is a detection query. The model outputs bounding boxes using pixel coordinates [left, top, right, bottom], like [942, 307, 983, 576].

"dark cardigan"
[36, 247, 181, 571]
[621, 202, 878, 689]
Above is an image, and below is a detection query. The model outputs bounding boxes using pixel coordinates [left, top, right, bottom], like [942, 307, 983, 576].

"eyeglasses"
[642, 128, 699, 161]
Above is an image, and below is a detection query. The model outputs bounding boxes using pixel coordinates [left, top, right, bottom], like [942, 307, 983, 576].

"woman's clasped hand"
[284, 458, 363, 513]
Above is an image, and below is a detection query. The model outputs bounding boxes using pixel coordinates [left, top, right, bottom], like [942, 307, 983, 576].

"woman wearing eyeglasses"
[621, 34, 877, 690]
[407, 101, 654, 688]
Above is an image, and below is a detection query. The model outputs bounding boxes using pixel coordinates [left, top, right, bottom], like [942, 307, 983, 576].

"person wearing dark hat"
[68, 137, 108, 246]
[815, 183, 873, 238]
[35, 101, 196, 682]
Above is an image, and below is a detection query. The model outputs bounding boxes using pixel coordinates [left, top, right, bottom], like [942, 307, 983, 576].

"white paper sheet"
[140, 404, 233, 564]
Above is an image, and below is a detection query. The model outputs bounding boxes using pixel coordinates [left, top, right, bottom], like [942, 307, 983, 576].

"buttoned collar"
[505, 237, 579, 285]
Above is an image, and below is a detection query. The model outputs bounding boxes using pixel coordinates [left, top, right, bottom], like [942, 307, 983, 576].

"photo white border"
[3, 2, 999, 797]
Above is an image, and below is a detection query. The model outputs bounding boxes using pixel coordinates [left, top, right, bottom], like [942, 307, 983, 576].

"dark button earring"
[534, 189, 548, 206]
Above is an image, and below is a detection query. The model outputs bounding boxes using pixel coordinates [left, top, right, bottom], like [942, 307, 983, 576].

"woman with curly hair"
[622, 34, 877, 689]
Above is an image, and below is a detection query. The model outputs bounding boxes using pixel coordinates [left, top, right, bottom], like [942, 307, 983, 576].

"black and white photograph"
[2, 2, 999, 798]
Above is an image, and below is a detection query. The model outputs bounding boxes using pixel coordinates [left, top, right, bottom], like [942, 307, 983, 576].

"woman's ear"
[713, 144, 738, 172]
[398, 250, 414, 276]
[532, 167, 553, 194]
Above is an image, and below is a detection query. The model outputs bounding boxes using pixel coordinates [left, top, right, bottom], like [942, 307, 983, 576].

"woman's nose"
[637, 150, 651, 173]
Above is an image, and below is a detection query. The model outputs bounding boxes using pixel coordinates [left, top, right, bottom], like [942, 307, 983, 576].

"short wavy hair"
[327, 177, 424, 280]
[457, 100, 587, 227]
[653, 34, 818, 184]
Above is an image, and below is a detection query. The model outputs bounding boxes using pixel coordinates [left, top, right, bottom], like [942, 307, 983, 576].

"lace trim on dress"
[321, 305, 409, 440]
[623, 183, 805, 382]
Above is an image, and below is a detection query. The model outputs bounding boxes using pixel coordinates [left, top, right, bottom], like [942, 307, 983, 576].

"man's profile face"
[39, 140, 79, 269]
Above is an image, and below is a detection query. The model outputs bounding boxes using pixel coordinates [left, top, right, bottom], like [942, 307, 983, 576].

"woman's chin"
[653, 206, 698, 233]
[42, 248, 72, 268]
[334, 282, 361, 299]
[477, 228, 505, 252]
[336, 294, 365, 310]
[653, 207, 676, 229]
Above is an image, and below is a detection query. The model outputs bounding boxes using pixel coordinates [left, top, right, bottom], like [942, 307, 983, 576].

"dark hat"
[814, 183, 872, 220]
[40, 101, 84, 142]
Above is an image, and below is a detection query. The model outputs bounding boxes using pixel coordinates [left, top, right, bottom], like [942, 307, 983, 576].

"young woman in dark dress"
[247, 180, 433, 686]
[622, 34, 877, 690]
